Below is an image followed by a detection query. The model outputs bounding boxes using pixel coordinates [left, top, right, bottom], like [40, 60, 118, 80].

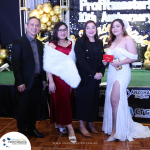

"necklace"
[58, 40, 69, 47]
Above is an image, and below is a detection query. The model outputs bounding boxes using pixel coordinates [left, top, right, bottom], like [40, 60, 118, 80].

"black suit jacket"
[75, 37, 105, 86]
[12, 35, 46, 90]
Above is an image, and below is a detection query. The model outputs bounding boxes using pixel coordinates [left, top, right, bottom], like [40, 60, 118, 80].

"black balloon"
[41, 31, 51, 42]
[7, 53, 12, 65]
[6, 43, 13, 53]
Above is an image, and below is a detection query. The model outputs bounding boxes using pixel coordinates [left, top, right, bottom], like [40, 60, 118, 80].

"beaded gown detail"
[50, 41, 74, 125]
[102, 47, 150, 141]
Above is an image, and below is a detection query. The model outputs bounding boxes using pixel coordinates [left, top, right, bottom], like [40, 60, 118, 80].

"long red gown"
[50, 41, 75, 125]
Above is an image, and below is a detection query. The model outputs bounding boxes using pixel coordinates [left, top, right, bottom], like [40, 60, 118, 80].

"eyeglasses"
[86, 27, 96, 30]
[58, 28, 67, 32]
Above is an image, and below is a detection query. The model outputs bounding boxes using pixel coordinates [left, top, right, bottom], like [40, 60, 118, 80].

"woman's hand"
[94, 72, 103, 80]
[111, 60, 121, 68]
[49, 81, 56, 93]
[102, 60, 107, 66]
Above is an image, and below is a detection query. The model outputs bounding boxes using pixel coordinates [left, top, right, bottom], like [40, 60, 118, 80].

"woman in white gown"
[102, 19, 150, 142]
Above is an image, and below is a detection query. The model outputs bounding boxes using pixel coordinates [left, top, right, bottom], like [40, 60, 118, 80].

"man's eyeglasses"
[58, 28, 67, 32]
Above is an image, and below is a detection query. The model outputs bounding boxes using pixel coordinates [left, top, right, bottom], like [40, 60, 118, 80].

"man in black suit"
[12, 17, 46, 138]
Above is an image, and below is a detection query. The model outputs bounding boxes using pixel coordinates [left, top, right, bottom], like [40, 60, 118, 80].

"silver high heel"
[55, 124, 67, 133]
[107, 136, 116, 142]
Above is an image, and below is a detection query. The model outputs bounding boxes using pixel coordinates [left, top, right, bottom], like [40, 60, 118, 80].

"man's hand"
[17, 84, 26, 92]
[43, 81, 47, 90]
[94, 72, 103, 80]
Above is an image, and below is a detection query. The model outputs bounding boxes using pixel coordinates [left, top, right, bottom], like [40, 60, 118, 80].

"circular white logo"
[0, 132, 31, 150]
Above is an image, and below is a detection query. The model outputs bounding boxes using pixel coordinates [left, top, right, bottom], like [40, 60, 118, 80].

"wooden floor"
[0, 118, 150, 150]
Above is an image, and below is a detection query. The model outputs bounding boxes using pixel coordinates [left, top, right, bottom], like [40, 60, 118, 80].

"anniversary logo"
[0, 132, 31, 150]
[70, 0, 150, 48]
[78, 0, 150, 22]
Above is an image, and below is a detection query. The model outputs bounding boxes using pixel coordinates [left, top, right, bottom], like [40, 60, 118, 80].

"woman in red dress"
[43, 22, 80, 143]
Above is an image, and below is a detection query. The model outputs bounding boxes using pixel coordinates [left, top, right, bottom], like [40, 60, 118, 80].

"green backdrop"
[0, 69, 150, 86]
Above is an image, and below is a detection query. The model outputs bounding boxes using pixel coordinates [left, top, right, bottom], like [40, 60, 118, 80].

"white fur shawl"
[43, 38, 81, 88]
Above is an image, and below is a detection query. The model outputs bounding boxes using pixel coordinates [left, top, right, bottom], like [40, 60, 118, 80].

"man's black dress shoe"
[27, 129, 44, 138]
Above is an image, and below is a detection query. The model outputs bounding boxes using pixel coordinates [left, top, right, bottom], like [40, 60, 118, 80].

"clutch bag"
[113, 58, 122, 71]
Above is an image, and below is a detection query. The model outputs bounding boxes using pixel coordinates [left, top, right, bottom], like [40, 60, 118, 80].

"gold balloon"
[36, 14, 40, 19]
[45, 2, 53, 7]
[79, 30, 84, 37]
[40, 14, 49, 23]
[28, 9, 39, 18]
[51, 24, 55, 29]
[42, 3, 52, 13]
[41, 23, 47, 32]
[70, 35, 75, 39]
[50, 30, 54, 34]
[47, 13, 50, 18]
[144, 51, 150, 59]
[53, 5, 60, 15]
[147, 44, 150, 52]
[0, 49, 8, 59]
[50, 15, 59, 24]
[38, 9, 44, 15]
[47, 27, 52, 31]
[36, 4, 43, 10]
[47, 21, 51, 26]
[73, 39, 76, 43]
[0, 58, 5, 66]
[0, 44, 1, 49]
[144, 58, 150, 70]
[57, 14, 61, 21]
[50, 10, 55, 16]
[38, 14, 43, 18]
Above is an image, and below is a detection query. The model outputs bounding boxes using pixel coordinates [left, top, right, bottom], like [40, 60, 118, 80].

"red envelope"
[103, 54, 114, 62]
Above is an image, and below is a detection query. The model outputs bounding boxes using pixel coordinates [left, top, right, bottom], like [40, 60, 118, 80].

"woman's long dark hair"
[82, 20, 101, 43]
[107, 19, 128, 47]
[52, 22, 68, 45]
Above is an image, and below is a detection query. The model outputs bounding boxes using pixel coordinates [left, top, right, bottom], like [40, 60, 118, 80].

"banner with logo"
[99, 86, 150, 119]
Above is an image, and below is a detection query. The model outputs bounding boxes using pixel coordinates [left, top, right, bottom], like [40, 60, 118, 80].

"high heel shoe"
[55, 125, 67, 133]
[68, 135, 77, 143]
[79, 127, 92, 137]
[107, 136, 116, 142]
[86, 125, 99, 134]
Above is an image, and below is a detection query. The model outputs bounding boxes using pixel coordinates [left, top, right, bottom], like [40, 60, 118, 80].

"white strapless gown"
[102, 47, 150, 141]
